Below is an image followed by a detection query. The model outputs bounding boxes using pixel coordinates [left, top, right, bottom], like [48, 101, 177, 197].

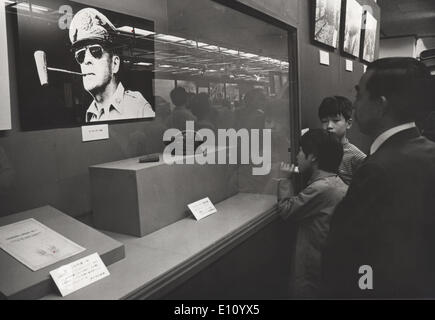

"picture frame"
[8, 0, 155, 130]
[342, 0, 363, 58]
[312, 0, 342, 49]
[362, 10, 378, 63]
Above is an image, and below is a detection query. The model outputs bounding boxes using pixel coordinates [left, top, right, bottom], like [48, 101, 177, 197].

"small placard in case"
[50, 252, 110, 297]
[188, 197, 217, 221]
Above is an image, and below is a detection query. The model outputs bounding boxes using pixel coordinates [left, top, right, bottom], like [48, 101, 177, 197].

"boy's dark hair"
[318, 96, 353, 121]
[300, 129, 343, 174]
[170, 87, 188, 107]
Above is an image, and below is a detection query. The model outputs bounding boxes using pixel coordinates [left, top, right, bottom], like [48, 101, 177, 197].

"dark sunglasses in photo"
[74, 44, 105, 64]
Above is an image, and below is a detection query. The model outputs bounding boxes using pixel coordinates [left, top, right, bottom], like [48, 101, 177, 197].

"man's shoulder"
[121, 89, 155, 117]
[373, 135, 435, 163]
[123, 90, 150, 107]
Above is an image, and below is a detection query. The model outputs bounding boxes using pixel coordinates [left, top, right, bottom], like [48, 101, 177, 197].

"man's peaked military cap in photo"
[69, 8, 117, 48]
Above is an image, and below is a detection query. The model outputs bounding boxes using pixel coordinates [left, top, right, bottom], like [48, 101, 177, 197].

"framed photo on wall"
[342, 0, 363, 58]
[313, 0, 342, 49]
[362, 10, 378, 63]
[7, 0, 155, 130]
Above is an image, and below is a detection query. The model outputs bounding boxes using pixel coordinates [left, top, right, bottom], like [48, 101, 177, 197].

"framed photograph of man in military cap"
[7, 0, 155, 130]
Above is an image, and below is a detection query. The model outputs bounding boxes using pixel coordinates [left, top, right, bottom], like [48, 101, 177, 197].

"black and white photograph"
[343, 0, 363, 57]
[3, 0, 435, 306]
[10, 0, 155, 130]
[362, 10, 378, 63]
[313, 0, 342, 48]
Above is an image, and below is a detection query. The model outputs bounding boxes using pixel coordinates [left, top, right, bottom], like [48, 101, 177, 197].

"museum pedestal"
[89, 149, 238, 237]
[0, 206, 125, 300]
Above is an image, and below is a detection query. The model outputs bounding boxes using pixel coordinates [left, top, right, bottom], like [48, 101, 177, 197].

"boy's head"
[318, 96, 353, 140]
[170, 87, 188, 107]
[297, 129, 343, 176]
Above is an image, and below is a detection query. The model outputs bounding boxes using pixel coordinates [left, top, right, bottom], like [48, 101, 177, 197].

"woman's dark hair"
[300, 129, 343, 174]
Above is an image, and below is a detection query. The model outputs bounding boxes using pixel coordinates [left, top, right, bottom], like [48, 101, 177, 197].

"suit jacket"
[323, 128, 435, 299]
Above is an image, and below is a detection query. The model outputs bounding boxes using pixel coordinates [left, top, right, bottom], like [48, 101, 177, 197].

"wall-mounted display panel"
[362, 10, 377, 63]
[8, 0, 155, 130]
[342, 0, 363, 58]
[313, 0, 342, 49]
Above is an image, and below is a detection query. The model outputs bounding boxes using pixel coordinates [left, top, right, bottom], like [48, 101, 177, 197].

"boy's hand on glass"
[280, 162, 296, 178]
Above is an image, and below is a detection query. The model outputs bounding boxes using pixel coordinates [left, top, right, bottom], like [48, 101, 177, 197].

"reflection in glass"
[150, 0, 292, 195]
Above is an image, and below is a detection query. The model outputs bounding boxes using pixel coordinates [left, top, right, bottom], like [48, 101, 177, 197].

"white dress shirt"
[370, 122, 416, 155]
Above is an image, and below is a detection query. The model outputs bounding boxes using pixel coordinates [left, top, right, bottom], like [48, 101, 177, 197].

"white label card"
[319, 50, 330, 66]
[50, 252, 110, 297]
[81, 124, 109, 142]
[188, 197, 217, 221]
[346, 59, 353, 72]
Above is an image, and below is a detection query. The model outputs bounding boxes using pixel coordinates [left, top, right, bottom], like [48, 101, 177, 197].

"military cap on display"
[69, 8, 118, 48]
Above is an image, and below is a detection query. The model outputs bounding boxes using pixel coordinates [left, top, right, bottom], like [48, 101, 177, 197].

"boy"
[278, 129, 348, 298]
[318, 96, 366, 184]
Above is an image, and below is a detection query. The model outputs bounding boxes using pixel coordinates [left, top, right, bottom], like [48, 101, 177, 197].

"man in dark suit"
[322, 58, 435, 299]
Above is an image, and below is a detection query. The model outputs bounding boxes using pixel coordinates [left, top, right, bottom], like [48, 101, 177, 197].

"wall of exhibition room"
[380, 37, 417, 58]
[380, 36, 435, 59]
[0, 0, 380, 218]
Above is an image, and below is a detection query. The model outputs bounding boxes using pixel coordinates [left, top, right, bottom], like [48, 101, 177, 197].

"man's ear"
[112, 55, 120, 75]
